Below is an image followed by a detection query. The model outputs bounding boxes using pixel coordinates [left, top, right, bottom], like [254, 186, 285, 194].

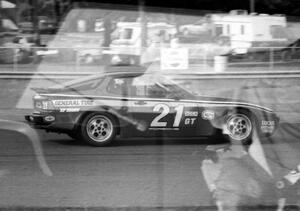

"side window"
[215, 24, 223, 36]
[241, 25, 245, 35]
[132, 84, 167, 98]
[106, 78, 127, 96]
[227, 24, 230, 34]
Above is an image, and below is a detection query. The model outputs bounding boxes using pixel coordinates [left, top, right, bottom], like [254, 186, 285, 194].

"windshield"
[0, 1, 300, 211]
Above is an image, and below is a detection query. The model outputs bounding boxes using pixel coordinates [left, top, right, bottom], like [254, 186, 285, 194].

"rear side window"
[107, 78, 128, 96]
[65, 78, 103, 95]
[215, 24, 223, 36]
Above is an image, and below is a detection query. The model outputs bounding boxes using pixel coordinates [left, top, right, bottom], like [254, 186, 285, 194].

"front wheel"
[224, 112, 254, 144]
[79, 113, 117, 146]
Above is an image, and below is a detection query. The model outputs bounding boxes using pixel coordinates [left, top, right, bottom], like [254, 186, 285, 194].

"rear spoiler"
[31, 87, 63, 94]
[31, 87, 51, 93]
[31, 87, 77, 94]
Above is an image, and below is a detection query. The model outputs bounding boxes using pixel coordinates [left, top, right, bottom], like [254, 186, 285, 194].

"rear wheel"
[79, 113, 117, 146]
[224, 111, 254, 145]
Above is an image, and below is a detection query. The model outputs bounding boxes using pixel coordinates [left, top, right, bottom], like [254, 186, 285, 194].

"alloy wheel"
[86, 115, 113, 143]
[226, 114, 252, 142]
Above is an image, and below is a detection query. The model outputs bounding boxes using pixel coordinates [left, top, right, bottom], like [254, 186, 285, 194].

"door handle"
[134, 101, 147, 105]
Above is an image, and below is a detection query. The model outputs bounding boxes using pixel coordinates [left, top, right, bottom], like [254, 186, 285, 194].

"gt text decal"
[53, 100, 93, 107]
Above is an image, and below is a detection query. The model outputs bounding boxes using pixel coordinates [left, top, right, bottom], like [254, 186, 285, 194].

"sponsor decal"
[261, 120, 275, 133]
[53, 100, 93, 107]
[44, 116, 55, 122]
[201, 110, 215, 120]
[262, 120, 275, 126]
[59, 108, 80, 112]
[184, 111, 198, 117]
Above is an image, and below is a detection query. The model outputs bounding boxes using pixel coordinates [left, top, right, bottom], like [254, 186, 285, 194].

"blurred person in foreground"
[201, 121, 300, 211]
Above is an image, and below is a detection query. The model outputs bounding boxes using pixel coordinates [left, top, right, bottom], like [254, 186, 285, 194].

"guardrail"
[1, 45, 300, 79]
[1, 45, 300, 67]
[1, 70, 300, 80]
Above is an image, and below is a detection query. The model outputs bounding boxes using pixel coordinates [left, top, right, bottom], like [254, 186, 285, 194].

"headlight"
[35, 101, 43, 109]
[34, 100, 54, 110]
[42, 101, 55, 110]
[33, 95, 54, 110]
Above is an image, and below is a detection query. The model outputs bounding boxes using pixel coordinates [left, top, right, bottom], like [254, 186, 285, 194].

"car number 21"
[150, 104, 184, 127]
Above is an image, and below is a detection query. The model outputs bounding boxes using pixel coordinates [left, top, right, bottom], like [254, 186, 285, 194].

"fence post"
[269, 47, 274, 70]
[13, 48, 18, 72]
[75, 49, 80, 72]
[203, 50, 207, 67]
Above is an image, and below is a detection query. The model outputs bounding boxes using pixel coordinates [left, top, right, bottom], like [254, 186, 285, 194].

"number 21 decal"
[150, 104, 184, 127]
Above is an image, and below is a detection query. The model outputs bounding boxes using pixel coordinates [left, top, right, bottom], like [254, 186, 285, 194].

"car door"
[126, 80, 203, 138]
[124, 81, 173, 137]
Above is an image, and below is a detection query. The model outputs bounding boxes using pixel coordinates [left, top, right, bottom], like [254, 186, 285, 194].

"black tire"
[79, 113, 117, 146]
[224, 110, 255, 145]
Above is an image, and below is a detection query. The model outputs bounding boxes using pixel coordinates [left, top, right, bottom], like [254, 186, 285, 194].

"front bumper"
[25, 113, 55, 129]
[25, 111, 81, 132]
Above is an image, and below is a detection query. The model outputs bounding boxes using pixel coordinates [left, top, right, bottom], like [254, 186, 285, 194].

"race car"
[25, 71, 279, 146]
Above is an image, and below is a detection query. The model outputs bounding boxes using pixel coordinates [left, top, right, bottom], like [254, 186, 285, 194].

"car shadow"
[48, 135, 228, 147]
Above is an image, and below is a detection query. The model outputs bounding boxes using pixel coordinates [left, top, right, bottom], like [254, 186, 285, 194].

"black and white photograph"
[0, 0, 300, 210]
